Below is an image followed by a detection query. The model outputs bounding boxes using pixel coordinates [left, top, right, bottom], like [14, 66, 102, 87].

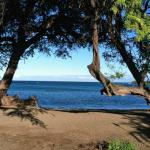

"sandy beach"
[0, 109, 150, 150]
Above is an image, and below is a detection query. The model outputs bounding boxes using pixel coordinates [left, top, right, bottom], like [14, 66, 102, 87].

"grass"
[108, 139, 137, 150]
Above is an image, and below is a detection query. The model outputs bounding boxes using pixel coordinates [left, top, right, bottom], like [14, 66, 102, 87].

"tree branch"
[88, 1, 150, 105]
[142, 0, 150, 13]
[25, 16, 56, 48]
[109, 13, 144, 87]
[0, 37, 15, 43]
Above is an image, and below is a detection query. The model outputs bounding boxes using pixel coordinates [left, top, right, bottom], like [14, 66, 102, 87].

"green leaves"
[109, 71, 125, 80]
[104, 63, 125, 80]
[111, 0, 126, 14]
[125, 10, 150, 41]
[108, 139, 136, 150]
[111, 0, 150, 41]
[112, 0, 150, 42]
[112, 6, 118, 15]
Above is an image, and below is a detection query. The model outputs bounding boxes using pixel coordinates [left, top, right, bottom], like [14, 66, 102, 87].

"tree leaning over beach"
[0, 0, 85, 105]
[0, 0, 150, 106]
[90, 0, 150, 104]
[74, 0, 150, 104]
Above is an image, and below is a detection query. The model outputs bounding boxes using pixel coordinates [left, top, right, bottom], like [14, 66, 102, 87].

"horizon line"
[11, 80, 131, 83]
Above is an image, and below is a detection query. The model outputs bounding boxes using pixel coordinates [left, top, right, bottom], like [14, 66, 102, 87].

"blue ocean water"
[8, 81, 150, 110]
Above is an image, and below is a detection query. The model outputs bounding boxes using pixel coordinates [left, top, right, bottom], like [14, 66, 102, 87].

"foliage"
[104, 63, 125, 80]
[124, 0, 150, 42]
[109, 0, 150, 85]
[108, 139, 137, 150]
[1, 0, 149, 80]
[109, 71, 125, 80]
[0, 0, 86, 69]
[0, 0, 150, 100]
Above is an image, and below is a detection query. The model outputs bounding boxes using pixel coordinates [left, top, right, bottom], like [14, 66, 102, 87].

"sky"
[0, 47, 133, 82]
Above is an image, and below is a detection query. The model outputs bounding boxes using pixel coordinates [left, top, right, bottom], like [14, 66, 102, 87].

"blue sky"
[0, 47, 133, 82]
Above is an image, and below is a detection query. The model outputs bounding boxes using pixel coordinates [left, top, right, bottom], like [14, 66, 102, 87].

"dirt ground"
[0, 109, 150, 150]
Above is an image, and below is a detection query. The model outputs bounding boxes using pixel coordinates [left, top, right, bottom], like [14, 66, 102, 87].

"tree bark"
[108, 13, 144, 87]
[0, 48, 25, 102]
[88, 0, 116, 96]
[88, 1, 150, 105]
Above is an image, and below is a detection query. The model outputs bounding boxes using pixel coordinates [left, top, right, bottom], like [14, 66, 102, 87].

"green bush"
[108, 139, 136, 150]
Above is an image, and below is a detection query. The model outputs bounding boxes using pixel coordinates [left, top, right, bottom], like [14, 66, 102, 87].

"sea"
[8, 81, 150, 110]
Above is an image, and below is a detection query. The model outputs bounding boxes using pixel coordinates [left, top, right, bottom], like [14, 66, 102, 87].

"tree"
[87, 0, 150, 104]
[0, 0, 150, 107]
[69, 0, 150, 104]
[0, 0, 84, 105]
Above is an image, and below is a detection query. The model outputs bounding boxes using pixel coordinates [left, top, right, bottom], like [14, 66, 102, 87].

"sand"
[0, 109, 150, 150]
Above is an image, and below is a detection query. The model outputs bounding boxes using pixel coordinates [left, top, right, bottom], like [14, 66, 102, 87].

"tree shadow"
[60, 109, 150, 147]
[110, 110, 150, 147]
[50, 108, 150, 146]
[0, 104, 47, 128]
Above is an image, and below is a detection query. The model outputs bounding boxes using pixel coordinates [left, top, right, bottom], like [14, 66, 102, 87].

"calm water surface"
[8, 81, 150, 110]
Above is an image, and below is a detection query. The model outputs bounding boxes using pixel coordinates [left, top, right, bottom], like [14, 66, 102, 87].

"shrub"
[108, 139, 136, 150]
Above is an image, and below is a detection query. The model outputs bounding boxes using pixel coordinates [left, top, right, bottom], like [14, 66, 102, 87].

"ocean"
[8, 81, 150, 110]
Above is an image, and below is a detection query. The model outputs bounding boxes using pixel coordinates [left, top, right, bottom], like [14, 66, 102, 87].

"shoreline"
[43, 107, 150, 113]
[2, 105, 150, 112]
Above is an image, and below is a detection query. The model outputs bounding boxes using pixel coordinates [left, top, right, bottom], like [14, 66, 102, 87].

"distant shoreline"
[11, 80, 99, 83]
[11, 80, 131, 83]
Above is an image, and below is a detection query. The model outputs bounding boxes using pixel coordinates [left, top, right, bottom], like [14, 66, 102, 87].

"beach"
[0, 109, 150, 150]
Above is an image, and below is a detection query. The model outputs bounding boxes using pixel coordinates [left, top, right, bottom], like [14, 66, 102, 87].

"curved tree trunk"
[88, 0, 150, 106]
[88, 0, 116, 96]
[0, 48, 25, 105]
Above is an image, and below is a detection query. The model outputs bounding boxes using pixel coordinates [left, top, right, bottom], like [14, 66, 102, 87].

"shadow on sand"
[0, 105, 47, 128]
[56, 109, 150, 147]
[1, 106, 150, 147]
[111, 110, 150, 145]
[89, 109, 150, 148]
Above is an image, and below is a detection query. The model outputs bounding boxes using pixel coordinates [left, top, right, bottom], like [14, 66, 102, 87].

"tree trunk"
[88, 1, 150, 105]
[88, 0, 115, 96]
[109, 13, 148, 88]
[0, 49, 25, 103]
